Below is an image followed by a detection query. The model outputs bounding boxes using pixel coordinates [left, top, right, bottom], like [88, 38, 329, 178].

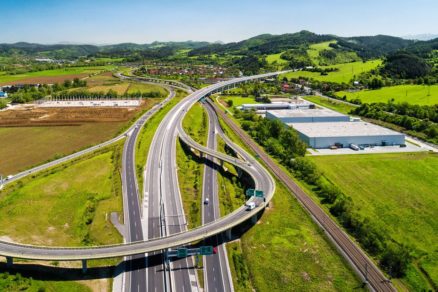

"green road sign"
[200, 246, 213, 255]
[255, 190, 264, 198]
[177, 248, 188, 258]
[245, 189, 255, 198]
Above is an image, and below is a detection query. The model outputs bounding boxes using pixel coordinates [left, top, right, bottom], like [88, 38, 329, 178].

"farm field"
[336, 84, 438, 105]
[0, 99, 160, 174]
[0, 147, 123, 247]
[0, 66, 115, 85]
[281, 59, 382, 84]
[309, 152, 438, 290]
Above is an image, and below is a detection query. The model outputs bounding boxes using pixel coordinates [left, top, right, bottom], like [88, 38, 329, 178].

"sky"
[1, 0, 438, 44]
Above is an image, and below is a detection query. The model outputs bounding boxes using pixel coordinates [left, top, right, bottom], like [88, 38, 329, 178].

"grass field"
[127, 82, 169, 96]
[219, 95, 259, 108]
[0, 271, 90, 292]
[281, 60, 382, 84]
[176, 141, 204, 229]
[307, 41, 336, 65]
[177, 102, 208, 228]
[0, 122, 125, 175]
[309, 152, 438, 290]
[266, 52, 288, 65]
[216, 136, 247, 216]
[336, 85, 438, 105]
[303, 95, 357, 115]
[212, 109, 363, 290]
[0, 145, 123, 247]
[182, 103, 208, 146]
[0, 66, 115, 85]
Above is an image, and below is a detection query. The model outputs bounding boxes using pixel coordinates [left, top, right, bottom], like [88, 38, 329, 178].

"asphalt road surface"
[201, 103, 233, 292]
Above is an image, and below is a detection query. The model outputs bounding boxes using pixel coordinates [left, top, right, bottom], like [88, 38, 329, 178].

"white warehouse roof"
[268, 108, 346, 118]
[288, 122, 402, 138]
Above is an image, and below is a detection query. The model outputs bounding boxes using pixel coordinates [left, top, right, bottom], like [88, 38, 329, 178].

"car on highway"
[245, 201, 256, 210]
[204, 198, 209, 204]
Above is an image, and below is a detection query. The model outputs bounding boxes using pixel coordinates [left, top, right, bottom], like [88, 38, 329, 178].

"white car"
[204, 198, 209, 205]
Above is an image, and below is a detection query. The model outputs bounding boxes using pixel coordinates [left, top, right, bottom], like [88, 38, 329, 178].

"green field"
[0, 66, 115, 84]
[216, 136, 247, 216]
[307, 41, 336, 65]
[178, 102, 208, 228]
[336, 85, 438, 105]
[127, 82, 169, 96]
[310, 152, 438, 290]
[220, 95, 260, 108]
[281, 60, 382, 84]
[266, 52, 288, 65]
[0, 271, 90, 292]
[303, 95, 357, 115]
[0, 146, 123, 247]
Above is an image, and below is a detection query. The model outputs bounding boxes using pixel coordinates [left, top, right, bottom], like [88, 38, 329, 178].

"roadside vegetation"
[177, 103, 208, 228]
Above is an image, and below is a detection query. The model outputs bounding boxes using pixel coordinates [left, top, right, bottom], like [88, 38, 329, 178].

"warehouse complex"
[262, 102, 406, 150]
[266, 108, 350, 123]
[289, 122, 405, 149]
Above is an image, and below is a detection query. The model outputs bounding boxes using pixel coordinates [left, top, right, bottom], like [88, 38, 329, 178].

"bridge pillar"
[237, 168, 243, 178]
[251, 215, 258, 224]
[225, 229, 232, 240]
[82, 259, 87, 274]
[6, 257, 13, 268]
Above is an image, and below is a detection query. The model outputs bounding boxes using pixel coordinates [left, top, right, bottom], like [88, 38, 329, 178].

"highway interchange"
[0, 71, 396, 292]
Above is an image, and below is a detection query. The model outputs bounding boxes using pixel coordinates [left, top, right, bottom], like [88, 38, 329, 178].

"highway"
[0, 70, 395, 292]
[201, 103, 233, 292]
[121, 87, 176, 292]
[0, 71, 281, 259]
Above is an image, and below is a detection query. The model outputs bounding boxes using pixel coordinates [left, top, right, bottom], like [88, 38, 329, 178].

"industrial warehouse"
[289, 121, 406, 149]
[266, 107, 351, 123]
[258, 99, 410, 151]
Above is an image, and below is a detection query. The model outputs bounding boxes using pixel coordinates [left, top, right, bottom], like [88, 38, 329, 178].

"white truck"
[245, 201, 256, 211]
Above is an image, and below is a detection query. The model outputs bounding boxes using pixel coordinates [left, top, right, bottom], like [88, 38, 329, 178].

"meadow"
[0, 147, 123, 247]
[0, 66, 115, 85]
[310, 152, 438, 290]
[336, 84, 438, 105]
[281, 60, 382, 84]
[177, 103, 208, 228]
